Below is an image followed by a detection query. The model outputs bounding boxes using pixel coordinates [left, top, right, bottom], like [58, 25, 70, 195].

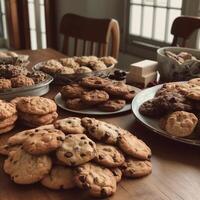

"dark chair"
[171, 16, 200, 47]
[60, 13, 120, 58]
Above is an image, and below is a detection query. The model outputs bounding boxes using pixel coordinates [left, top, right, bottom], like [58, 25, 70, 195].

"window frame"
[124, 0, 193, 59]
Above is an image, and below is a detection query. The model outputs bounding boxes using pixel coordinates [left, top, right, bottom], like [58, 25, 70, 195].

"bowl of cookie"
[33, 56, 117, 84]
[157, 47, 200, 82]
[0, 64, 53, 99]
[132, 78, 200, 146]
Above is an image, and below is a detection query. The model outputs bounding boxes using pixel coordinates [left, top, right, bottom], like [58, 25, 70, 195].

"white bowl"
[157, 47, 200, 82]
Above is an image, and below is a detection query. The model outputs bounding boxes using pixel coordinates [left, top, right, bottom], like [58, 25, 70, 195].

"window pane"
[142, 6, 153, 38]
[169, 0, 182, 8]
[40, 4, 46, 33]
[28, 2, 36, 29]
[30, 30, 37, 50]
[156, 0, 167, 7]
[0, 0, 5, 13]
[41, 33, 47, 49]
[2, 15, 7, 39]
[167, 9, 181, 43]
[130, 0, 142, 3]
[129, 5, 142, 35]
[154, 8, 167, 41]
[143, 0, 154, 5]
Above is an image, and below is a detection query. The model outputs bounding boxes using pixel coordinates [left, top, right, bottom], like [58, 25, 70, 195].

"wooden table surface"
[0, 48, 200, 200]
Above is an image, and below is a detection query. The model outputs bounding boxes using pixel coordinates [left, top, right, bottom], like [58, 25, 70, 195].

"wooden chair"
[60, 13, 120, 58]
[171, 16, 200, 47]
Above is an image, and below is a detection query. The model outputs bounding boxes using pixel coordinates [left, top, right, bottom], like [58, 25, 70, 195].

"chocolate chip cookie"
[99, 99, 126, 112]
[0, 78, 11, 89]
[11, 75, 35, 88]
[56, 134, 96, 166]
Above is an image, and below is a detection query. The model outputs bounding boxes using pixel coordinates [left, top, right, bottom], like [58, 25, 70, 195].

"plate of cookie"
[54, 76, 141, 115]
[132, 78, 200, 146]
[33, 56, 117, 83]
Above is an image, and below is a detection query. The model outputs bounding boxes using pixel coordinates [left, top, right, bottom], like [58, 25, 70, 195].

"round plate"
[132, 84, 200, 146]
[55, 93, 132, 115]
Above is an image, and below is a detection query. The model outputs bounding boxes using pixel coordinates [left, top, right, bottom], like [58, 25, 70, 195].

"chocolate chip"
[29, 133, 34, 137]
[81, 136, 86, 140]
[64, 152, 73, 158]
[70, 161, 76, 166]
[79, 175, 86, 182]
[101, 188, 107, 197]
[89, 141, 94, 147]
[80, 153, 86, 157]
[98, 155, 104, 160]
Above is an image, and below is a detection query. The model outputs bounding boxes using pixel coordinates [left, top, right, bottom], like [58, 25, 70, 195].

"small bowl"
[157, 47, 200, 82]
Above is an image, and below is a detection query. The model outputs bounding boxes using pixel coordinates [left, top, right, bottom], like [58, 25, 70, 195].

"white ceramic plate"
[132, 84, 200, 146]
[55, 93, 132, 115]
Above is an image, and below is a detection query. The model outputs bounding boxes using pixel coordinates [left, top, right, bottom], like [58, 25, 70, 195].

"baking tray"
[0, 74, 53, 100]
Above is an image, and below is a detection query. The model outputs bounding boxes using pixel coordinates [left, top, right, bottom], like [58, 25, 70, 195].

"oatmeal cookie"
[41, 59, 63, 74]
[0, 114, 17, 129]
[0, 124, 15, 134]
[4, 148, 52, 184]
[0, 78, 11, 89]
[59, 57, 79, 70]
[11, 75, 35, 88]
[81, 90, 109, 105]
[56, 134, 96, 166]
[87, 60, 107, 71]
[165, 111, 198, 137]
[117, 131, 151, 160]
[100, 56, 117, 66]
[0, 100, 17, 120]
[27, 71, 47, 84]
[54, 117, 86, 134]
[95, 143, 125, 167]
[41, 165, 75, 189]
[74, 163, 117, 198]
[187, 86, 200, 100]
[75, 66, 92, 74]
[60, 67, 75, 74]
[121, 158, 152, 178]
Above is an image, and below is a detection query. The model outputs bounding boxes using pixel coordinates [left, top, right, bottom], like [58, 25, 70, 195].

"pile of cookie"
[1, 117, 152, 198]
[0, 64, 48, 90]
[139, 78, 200, 137]
[40, 56, 117, 75]
[61, 76, 136, 112]
[0, 96, 58, 134]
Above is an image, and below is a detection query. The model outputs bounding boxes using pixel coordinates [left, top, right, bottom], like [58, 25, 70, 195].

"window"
[128, 0, 183, 46]
[28, 0, 47, 50]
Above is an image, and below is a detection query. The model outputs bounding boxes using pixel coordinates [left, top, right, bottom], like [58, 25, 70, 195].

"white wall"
[55, 0, 142, 68]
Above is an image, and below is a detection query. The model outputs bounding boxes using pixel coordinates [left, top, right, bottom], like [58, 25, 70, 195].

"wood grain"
[0, 48, 200, 200]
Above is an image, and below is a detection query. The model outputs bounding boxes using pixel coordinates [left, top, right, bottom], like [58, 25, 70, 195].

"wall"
[55, 0, 142, 68]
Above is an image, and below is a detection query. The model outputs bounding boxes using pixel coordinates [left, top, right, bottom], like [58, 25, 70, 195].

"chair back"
[171, 16, 200, 47]
[60, 13, 120, 58]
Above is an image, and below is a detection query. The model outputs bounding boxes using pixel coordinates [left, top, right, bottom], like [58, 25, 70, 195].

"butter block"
[129, 60, 158, 76]
[126, 71, 157, 87]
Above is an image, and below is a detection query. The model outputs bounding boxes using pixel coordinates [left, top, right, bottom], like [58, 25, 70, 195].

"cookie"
[87, 61, 107, 71]
[117, 131, 151, 160]
[110, 168, 122, 183]
[188, 78, 200, 86]
[0, 114, 17, 129]
[123, 90, 136, 102]
[59, 58, 79, 70]
[27, 71, 47, 84]
[16, 96, 57, 115]
[121, 158, 152, 178]
[1, 65, 28, 78]
[60, 67, 75, 74]
[75, 66, 92, 74]
[4, 148, 52, 184]
[41, 59, 63, 74]
[19, 111, 58, 126]
[81, 117, 122, 144]
[0, 100, 17, 120]
[10, 96, 29, 105]
[65, 98, 86, 110]
[11, 75, 35, 88]
[41, 165, 75, 189]
[22, 128, 65, 155]
[187, 86, 200, 100]
[75, 56, 91, 66]
[0, 78, 11, 89]
[95, 143, 125, 167]
[81, 76, 111, 89]
[60, 84, 85, 99]
[165, 111, 198, 137]
[55, 117, 86, 134]
[104, 81, 129, 96]
[74, 163, 117, 197]
[0, 124, 15, 134]
[56, 134, 96, 166]
[100, 56, 117, 66]
[99, 99, 126, 112]
[81, 90, 109, 105]
[0, 144, 20, 156]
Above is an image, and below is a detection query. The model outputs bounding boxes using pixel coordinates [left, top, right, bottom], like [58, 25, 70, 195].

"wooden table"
[1, 48, 200, 200]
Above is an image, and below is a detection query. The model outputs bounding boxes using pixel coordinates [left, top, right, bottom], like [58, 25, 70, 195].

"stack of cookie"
[1, 117, 152, 198]
[139, 77, 200, 138]
[12, 96, 58, 127]
[60, 76, 136, 112]
[0, 100, 17, 134]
